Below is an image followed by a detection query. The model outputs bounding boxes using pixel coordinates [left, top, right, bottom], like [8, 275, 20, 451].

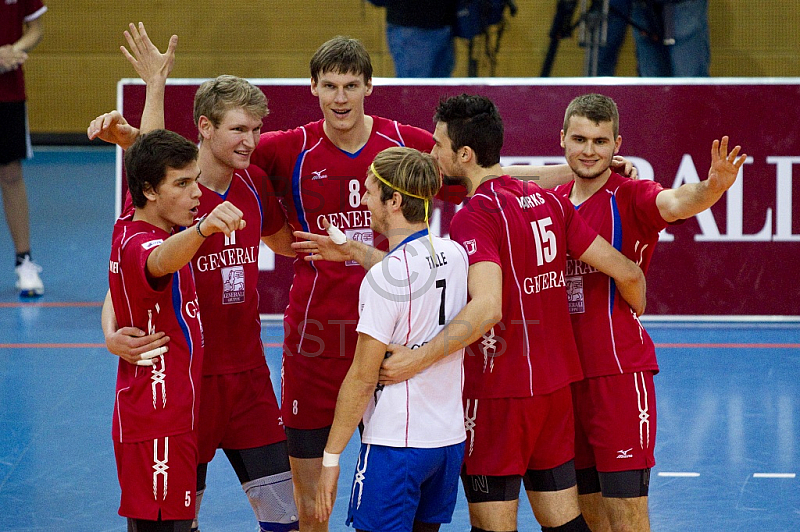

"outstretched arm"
[656, 136, 746, 223]
[379, 261, 502, 385]
[147, 201, 245, 278]
[292, 216, 386, 270]
[503, 156, 638, 188]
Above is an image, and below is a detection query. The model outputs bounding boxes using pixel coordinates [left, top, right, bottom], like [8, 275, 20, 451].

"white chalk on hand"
[326, 223, 347, 245]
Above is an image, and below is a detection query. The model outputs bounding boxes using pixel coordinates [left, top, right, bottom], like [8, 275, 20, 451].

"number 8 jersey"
[252, 117, 434, 360]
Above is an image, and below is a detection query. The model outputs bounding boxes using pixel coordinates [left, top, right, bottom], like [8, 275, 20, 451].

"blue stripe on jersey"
[239, 172, 264, 230]
[609, 194, 623, 312]
[172, 271, 194, 358]
[291, 152, 311, 233]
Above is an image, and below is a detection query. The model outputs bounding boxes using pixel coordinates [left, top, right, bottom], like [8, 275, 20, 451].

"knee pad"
[523, 459, 577, 492]
[460, 472, 521, 503]
[598, 468, 651, 498]
[541, 514, 590, 532]
[243, 470, 299, 531]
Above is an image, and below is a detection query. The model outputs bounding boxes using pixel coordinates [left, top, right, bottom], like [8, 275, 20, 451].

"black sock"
[16, 251, 31, 267]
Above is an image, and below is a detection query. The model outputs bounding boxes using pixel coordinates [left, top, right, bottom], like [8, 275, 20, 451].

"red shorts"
[280, 353, 352, 430]
[463, 386, 575, 477]
[572, 371, 657, 472]
[197, 364, 287, 463]
[114, 432, 198, 521]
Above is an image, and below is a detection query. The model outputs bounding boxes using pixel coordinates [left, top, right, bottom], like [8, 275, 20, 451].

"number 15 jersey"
[450, 175, 598, 399]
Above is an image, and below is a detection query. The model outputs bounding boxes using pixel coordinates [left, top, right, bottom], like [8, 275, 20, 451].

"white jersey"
[357, 230, 469, 448]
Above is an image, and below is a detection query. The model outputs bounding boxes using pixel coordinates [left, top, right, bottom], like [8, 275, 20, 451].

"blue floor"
[0, 149, 798, 530]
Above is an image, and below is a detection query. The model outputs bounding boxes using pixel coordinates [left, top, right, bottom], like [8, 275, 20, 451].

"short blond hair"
[563, 93, 619, 137]
[193, 75, 269, 130]
[371, 147, 440, 223]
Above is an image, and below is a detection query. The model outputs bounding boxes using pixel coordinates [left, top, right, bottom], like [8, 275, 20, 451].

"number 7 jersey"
[251, 117, 434, 359]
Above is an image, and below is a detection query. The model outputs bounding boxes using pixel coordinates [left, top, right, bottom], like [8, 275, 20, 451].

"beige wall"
[24, 0, 800, 133]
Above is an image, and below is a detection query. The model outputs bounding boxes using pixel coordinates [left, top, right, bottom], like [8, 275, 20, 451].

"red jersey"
[0, 0, 46, 102]
[251, 116, 434, 359]
[191, 166, 285, 375]
[554, 172, 667, 377]
[450, 176, 597, 399]
[109, 218, 203, 443]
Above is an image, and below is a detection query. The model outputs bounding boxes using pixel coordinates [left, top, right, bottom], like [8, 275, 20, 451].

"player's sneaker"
[15, 256, 44, 297]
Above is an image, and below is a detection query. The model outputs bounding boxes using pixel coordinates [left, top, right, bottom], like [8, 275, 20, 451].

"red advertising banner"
[119, 79, 800, 316]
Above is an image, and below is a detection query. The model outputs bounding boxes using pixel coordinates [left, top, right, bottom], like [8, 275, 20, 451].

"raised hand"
[707, 136, 746, 194]
[120, 22, 178, 86]
[87, 110, 139, 149]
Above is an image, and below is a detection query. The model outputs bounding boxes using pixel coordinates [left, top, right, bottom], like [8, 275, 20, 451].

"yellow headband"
[370, 163, 427, 200]
[370, 162, 436, 254]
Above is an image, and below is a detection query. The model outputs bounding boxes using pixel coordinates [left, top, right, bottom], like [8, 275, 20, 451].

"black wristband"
[196, 219, 208, 238]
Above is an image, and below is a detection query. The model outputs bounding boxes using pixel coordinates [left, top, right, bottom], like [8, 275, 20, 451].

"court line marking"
[656, 343, 800, 349]
[0, 343, 106, 348]
[658, 472, 701, 477]
[0, 301, 102, 308]
[0, 342, 285, 349]
[1, 342, 795, 350]
[753, 473, 796, 479]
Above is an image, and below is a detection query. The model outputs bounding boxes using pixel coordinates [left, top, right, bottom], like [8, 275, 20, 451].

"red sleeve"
[559, 194, 598, 259]
[259, 170, 287, 236]
[23, 0, 46, 19]
[121, 232, 170, 294]
[449, 198, 502, 267]
[628, 179, 670, 232]
[397, 123, 435, 153]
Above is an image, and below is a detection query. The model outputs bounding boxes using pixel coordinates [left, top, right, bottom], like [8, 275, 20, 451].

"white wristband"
[322, 450, 340, 467]
[325, 223, 347, 245]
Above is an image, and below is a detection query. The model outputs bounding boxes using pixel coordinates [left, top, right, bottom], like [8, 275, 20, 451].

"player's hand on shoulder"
[87, 111, 139, 149]
[106, 327, 170, 366]
[203, 201, 246, 237]
[611, 155, 639, 180]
